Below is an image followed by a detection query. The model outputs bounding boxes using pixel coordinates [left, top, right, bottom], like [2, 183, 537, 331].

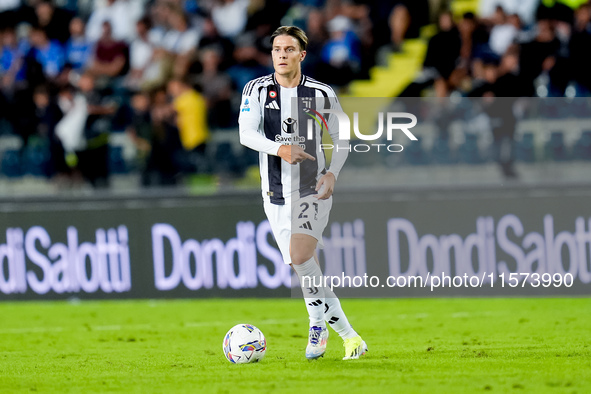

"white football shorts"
[263, 194, 332, 265]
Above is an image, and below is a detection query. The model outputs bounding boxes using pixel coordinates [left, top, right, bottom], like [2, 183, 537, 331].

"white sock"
[324, 287, 358, 340]
[293, 257, 326, 328]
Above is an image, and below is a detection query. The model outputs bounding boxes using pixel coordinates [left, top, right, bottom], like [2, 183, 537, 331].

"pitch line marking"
[0, 319, 302, 335]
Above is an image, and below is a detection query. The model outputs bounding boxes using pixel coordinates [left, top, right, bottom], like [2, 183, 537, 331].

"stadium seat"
[0, 119, 14, 136]
[213, 142, 240, 175]
[405, 138, 429, 165]
[23, 145, 51, 177]
[570, 97, 590, 117]
[573, 130, 591, 160]
[240, 145, 259, 167]
[545, 131, 569, 161]
[1, 150, 23, 178]
[515, 132, 536, 162]
[458, 133, 483, 164]
[431, 137, 453, 164]
[538, 99, 562, 118]
[109, 146, 128, 174]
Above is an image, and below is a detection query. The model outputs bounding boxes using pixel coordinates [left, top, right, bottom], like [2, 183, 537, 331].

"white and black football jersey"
[238, 73, 348, 205]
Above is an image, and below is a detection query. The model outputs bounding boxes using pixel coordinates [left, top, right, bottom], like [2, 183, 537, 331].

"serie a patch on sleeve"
[241, 98, 251, 112]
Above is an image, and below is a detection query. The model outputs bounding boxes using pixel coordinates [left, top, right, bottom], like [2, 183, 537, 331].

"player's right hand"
[277, 145, 315, 165]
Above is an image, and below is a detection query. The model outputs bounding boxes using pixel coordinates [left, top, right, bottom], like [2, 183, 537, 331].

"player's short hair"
[270, 26, 308, 51]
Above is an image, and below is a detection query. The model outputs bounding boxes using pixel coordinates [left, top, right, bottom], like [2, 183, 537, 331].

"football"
[222, 324, 267, 364]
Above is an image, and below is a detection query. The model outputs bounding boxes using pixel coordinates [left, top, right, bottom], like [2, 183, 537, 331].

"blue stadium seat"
[0, 119, 14, 136]
[545, 131, 569, 161]
[573, 130, 591, 160]
[539, 99, 565, 118]
[109, 146, 128, 174]
[405, 138, 429, 165]
[23, 145, 52, 177]
[458, 133, 483, 164]
[431, 137, 453, 164]
[240, 144, 259, 167]
[515, 132, 535, 162]
[214, 142, 239, 175]
[1, 150, 23, 178]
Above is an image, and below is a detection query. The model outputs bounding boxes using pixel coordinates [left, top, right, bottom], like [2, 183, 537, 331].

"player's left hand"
[314, 172, 335, 200]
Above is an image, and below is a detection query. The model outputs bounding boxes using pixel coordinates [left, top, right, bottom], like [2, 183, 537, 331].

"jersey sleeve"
[325, 93, 349, 180]
[238, 84, 282, 156]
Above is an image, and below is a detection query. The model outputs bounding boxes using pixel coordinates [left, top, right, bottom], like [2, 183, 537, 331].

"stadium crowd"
[0, 0, 590, 188]
[405, 0, 591, 98]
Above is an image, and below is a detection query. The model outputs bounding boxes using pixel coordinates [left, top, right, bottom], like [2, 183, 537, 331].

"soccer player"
[238, 26, 367, 360]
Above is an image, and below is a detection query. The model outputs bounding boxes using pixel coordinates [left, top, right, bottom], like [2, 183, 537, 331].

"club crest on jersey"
[269, 91, 277, 98]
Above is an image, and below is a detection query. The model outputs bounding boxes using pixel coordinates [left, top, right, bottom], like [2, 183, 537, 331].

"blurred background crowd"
[0, 0, 590, 194]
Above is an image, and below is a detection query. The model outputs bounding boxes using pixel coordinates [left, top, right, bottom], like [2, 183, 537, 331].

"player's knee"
[290, 249, 314, 266]
[290, 234, 317, 265]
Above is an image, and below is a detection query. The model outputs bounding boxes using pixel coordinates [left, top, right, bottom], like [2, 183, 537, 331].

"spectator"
[301, 8, 327, 77]
[479, 0, 539, 26]
[388, 0, 430, 51]
[64, 17, 93, 72]
[226, 33, 271, 92]
[126, 91, 152, 184]
[167, 77, 209, 173]
[162, 7, 200, 56]
[86, 0, 138, 43]
[467, 57, 499, 97]
[2, 27, 40, 149]
[127, 90, 181, 186]
[86, 21, 129, 80]
[54, 83, 87, 174]
[5, 0, 591, 192]
[569, 4, 591, 95]
[368, 0, 400, 55]
[193, 46, 234, 128]
[536, 0, 583, 24]
[126, 16, 156, 90]
[519, 19, 560, 96]
[320, 15, 361, 88]
[28, 26, 65, 80]
[147, 0, 173, 47]
[211, 0, 249, 39]
[488, 101, 518, 178]
[573, 3, 591, 32]
[32, 84, 68, 177]
[483, 80, 519, 179]
[161, 7, 200, 77]
[126, 91, 151, 153]
[489, 13, 521, 56]
[0, 0, 19, 28]
[401, 10, 461, 97]
[198, 17, 235, 70]
[341, 0, 375, 78]
[75, 72, 116, 187]
[490, 47, 526, 96]
[35, 0, 73, 45]
[1, 26, 29, 91]
[149, 87, 183, 185]
[458, 12, 490, 66]
[33, 83, 62, 139]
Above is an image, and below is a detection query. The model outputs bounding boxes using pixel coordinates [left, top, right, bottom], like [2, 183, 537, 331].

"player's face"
[272, 35, 306, 76]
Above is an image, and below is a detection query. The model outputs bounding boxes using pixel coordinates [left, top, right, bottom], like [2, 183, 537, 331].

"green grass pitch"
[1, 298, 589, 393]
